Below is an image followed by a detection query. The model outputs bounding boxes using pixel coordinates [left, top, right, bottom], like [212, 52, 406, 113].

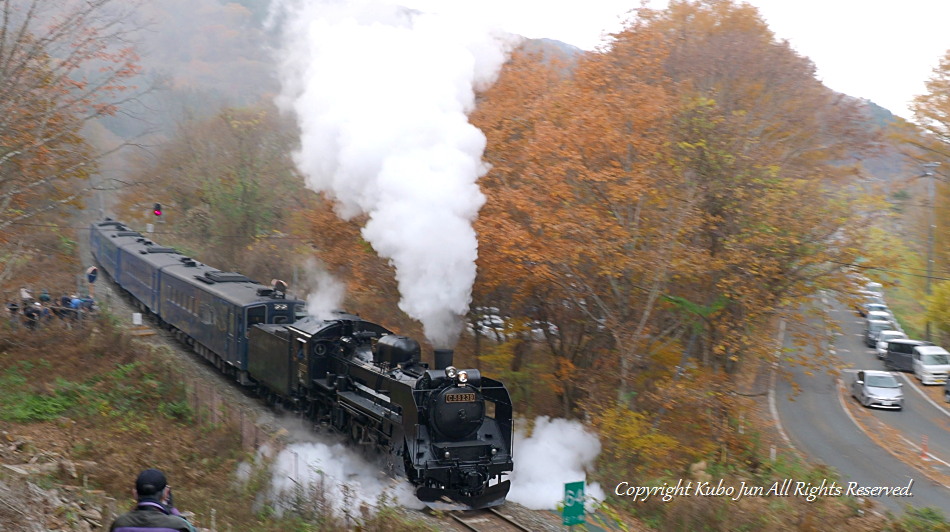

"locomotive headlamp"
[445, 366, 458, 379]
[458, 370, 468, 383]
[444, 451, 451, 459]
[492, 447, 498, 455]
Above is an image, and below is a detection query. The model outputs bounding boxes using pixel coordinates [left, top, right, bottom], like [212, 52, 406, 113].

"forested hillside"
[2, 0, 948, 530]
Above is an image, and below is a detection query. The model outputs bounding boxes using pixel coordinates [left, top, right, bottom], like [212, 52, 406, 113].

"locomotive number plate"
[445, 393, 476, 403]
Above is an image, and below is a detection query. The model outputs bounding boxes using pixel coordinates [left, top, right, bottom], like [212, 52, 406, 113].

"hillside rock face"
[0, 429, 118, 530]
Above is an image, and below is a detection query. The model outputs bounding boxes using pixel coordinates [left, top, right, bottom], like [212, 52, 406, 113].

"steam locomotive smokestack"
[434, 348, 454, 370]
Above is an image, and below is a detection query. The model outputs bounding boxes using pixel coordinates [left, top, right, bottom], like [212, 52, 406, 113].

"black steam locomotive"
[250, 314, 513, 508]
[89, 219, 514, 508]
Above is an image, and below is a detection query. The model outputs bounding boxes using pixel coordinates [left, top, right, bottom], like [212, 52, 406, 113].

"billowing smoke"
[271, 0, 515, 346]
[298, 257, 347, 321]
[508, 417, 605, 510]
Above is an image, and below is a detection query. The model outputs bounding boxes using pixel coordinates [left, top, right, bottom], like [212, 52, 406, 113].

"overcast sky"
[470, 0, 950, 120]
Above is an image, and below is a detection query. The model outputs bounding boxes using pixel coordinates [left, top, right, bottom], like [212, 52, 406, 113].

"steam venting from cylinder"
[434, 348, 454, 370]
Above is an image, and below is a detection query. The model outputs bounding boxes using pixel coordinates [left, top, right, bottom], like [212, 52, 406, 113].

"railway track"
[449, 507, 534, 532]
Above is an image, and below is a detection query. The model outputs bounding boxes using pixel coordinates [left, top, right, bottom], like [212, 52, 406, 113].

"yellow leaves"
[926, 281, 950, 336]
[224, 109, 266, 131]
[591, 404, 678, 469]
[478, 342, 516, 375]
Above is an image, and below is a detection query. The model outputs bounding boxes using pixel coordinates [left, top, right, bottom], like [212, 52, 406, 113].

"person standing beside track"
[109, 469, 197, 532]
[5, 301, 18, 328]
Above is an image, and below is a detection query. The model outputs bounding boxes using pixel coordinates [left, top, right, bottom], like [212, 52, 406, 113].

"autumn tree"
[905, 49, 950, 336]
[0, 0, 143, 238]
[640, 0, 878, 372]
[910, 49, 950, 161]
[118, 104, 306, 278]
[0, 0, 147, 296]
[472, 0, 878, 417]
[473, 21, 696, 411]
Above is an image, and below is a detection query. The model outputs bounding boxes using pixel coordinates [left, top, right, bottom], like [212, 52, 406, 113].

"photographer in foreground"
[109, 468, 197, 532]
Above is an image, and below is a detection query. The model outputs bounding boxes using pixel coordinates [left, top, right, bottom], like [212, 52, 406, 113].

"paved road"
[827, 299, 950, 476]
[773, 300, 950, 513]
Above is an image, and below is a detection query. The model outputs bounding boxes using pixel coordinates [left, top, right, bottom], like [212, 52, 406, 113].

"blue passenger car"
[90, 219, 307, 383]
[89, 221, 143, 282]
[115, 244, 185, 314]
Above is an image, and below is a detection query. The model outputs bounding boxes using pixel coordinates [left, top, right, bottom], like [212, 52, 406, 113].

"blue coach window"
[247, 305, 266, 326]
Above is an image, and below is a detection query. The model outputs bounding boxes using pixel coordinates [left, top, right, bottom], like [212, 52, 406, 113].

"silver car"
[865, 319, 895, 347]
[851, 370, 903, 410]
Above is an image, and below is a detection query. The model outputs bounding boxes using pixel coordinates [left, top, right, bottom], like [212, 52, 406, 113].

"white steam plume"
[268, 440, 425, 517]
[236, 421, 424, 518]
[507, 417, 605, 510]
[271, 0, 515, 346]
[299, 257, 347, 321]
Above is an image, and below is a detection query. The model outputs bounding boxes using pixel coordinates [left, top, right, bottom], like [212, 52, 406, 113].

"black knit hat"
[135, 468, 167, 497]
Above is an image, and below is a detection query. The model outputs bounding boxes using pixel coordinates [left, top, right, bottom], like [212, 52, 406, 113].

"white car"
[866, 310, 898, 329]
[864, 281, 884, 297]
[859, 302, 889, 318]
[876, 330, 908, 359]
[858, 291, 886, 305]
[913, 345, 950, 385]
[471, 314, 506, 337]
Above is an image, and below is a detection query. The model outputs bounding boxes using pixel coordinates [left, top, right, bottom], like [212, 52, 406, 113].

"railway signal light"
[153, 203, 162, 216]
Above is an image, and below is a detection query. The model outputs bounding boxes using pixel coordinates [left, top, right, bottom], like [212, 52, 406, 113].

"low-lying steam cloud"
[508, 416, 605, 510]
[271, 0, 515, 346]
[267, 440, 425, 518]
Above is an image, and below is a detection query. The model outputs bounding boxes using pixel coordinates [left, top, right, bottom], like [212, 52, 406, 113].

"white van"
[912, 345, 950, 385]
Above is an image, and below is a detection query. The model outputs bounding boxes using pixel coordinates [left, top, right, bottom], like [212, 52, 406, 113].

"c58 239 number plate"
[445, 393, 476, 403]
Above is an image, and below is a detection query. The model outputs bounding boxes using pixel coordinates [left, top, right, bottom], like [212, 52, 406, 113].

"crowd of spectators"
[4, 287, 97, 330]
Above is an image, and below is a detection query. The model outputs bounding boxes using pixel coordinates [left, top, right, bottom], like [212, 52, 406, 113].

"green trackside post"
[563, 480, 585, 526]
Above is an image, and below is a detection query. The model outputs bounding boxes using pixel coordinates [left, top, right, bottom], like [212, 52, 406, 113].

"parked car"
[865, 319, 894, 347]
[864, 281, 884, 297]
[884, 339, 933, 372]
[866, 310, 899, 332]
[529, 320, 559, 341]
[876, 330, 908, 359]
[468, 313, 507, 339]
[858, 302, 890, 318]
[912, 345, 950, 385]
[858, 289, 885, 303]
[851, 370, 903, 410]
